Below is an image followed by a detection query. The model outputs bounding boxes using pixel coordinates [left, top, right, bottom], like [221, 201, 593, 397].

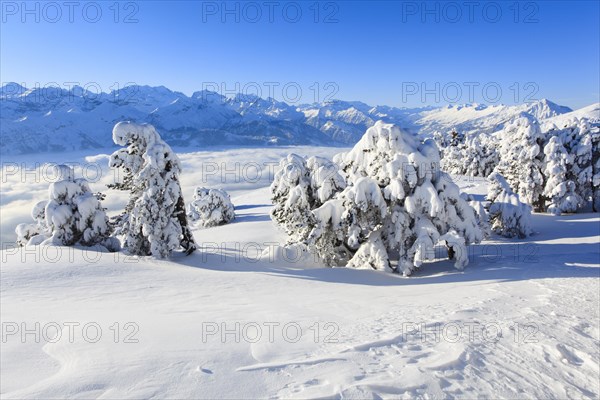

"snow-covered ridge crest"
[1, 82, 590, 154]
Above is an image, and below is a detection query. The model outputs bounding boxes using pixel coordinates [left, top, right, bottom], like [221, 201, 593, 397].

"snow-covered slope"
[1, 150, 599, 398]
[543, 103, 600, 129]
[0, 82, 583, 154]
[0, 84, 330, 154]
[415, 99, 573, 137]
[300, 100, 379, 143]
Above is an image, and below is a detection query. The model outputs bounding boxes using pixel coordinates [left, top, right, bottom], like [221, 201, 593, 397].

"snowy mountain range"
[1, 82, 598, 154]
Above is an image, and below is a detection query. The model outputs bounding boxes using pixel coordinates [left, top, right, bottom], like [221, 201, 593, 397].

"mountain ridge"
[2, 83, 596, 155]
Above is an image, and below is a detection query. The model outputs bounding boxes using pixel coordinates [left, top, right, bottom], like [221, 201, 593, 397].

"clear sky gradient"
[1, 1, 598, 108]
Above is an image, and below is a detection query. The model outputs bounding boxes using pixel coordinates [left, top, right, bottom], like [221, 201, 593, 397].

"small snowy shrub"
[187, 187, 235, 228]
[487, 172, 533, 238]
[15, 164, 117, 250]
[109, 122, 197, 258]
[15, 201, 50, 246]
[306, 121, 483, 276]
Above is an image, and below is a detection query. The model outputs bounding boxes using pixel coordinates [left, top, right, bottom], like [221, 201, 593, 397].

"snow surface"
[544, 103, 600, 129]
[1, 148, 599, 399]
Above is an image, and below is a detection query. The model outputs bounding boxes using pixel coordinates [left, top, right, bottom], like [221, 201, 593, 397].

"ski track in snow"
[1, 148, 599, 399]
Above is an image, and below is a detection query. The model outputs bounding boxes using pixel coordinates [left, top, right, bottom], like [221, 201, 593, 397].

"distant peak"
[191, 90, 225, 102]
[0, 82, 28, 97]
[524, 99, 572, 115]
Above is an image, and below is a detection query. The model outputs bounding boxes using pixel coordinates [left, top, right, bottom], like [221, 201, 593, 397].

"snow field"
[1, 147, 599, 398]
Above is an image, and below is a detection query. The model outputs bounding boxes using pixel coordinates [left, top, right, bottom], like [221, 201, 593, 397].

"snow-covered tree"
[270, 154, 314, 241]
[540, 118, 599, 213]
[341, 177, 391, 271]
[305, 197, 348, 267]
[563, 119, 600, 212]
[570, 120, 594, 204]
[466, 193, 491, 239]
[495, 116, 546, 211]
[439, 141, 464, 175]
[15, 201, 50, 246]
[433, 128, 463, 149]
[486, 172, 533, 238]
[16, 164, 117, 250]
[307, 121, 483, 276]
[187, 187, 235, 228]
[592, 124, 600, 212]
[441, 134, 499, 178]
[270, 154, 345, 242]
[109, 122, 197, 258]
[542, 135, 582, 214]
[306, 156, 347, 204]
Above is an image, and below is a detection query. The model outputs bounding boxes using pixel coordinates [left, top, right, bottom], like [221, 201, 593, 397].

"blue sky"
[1, 1, 598, 108]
